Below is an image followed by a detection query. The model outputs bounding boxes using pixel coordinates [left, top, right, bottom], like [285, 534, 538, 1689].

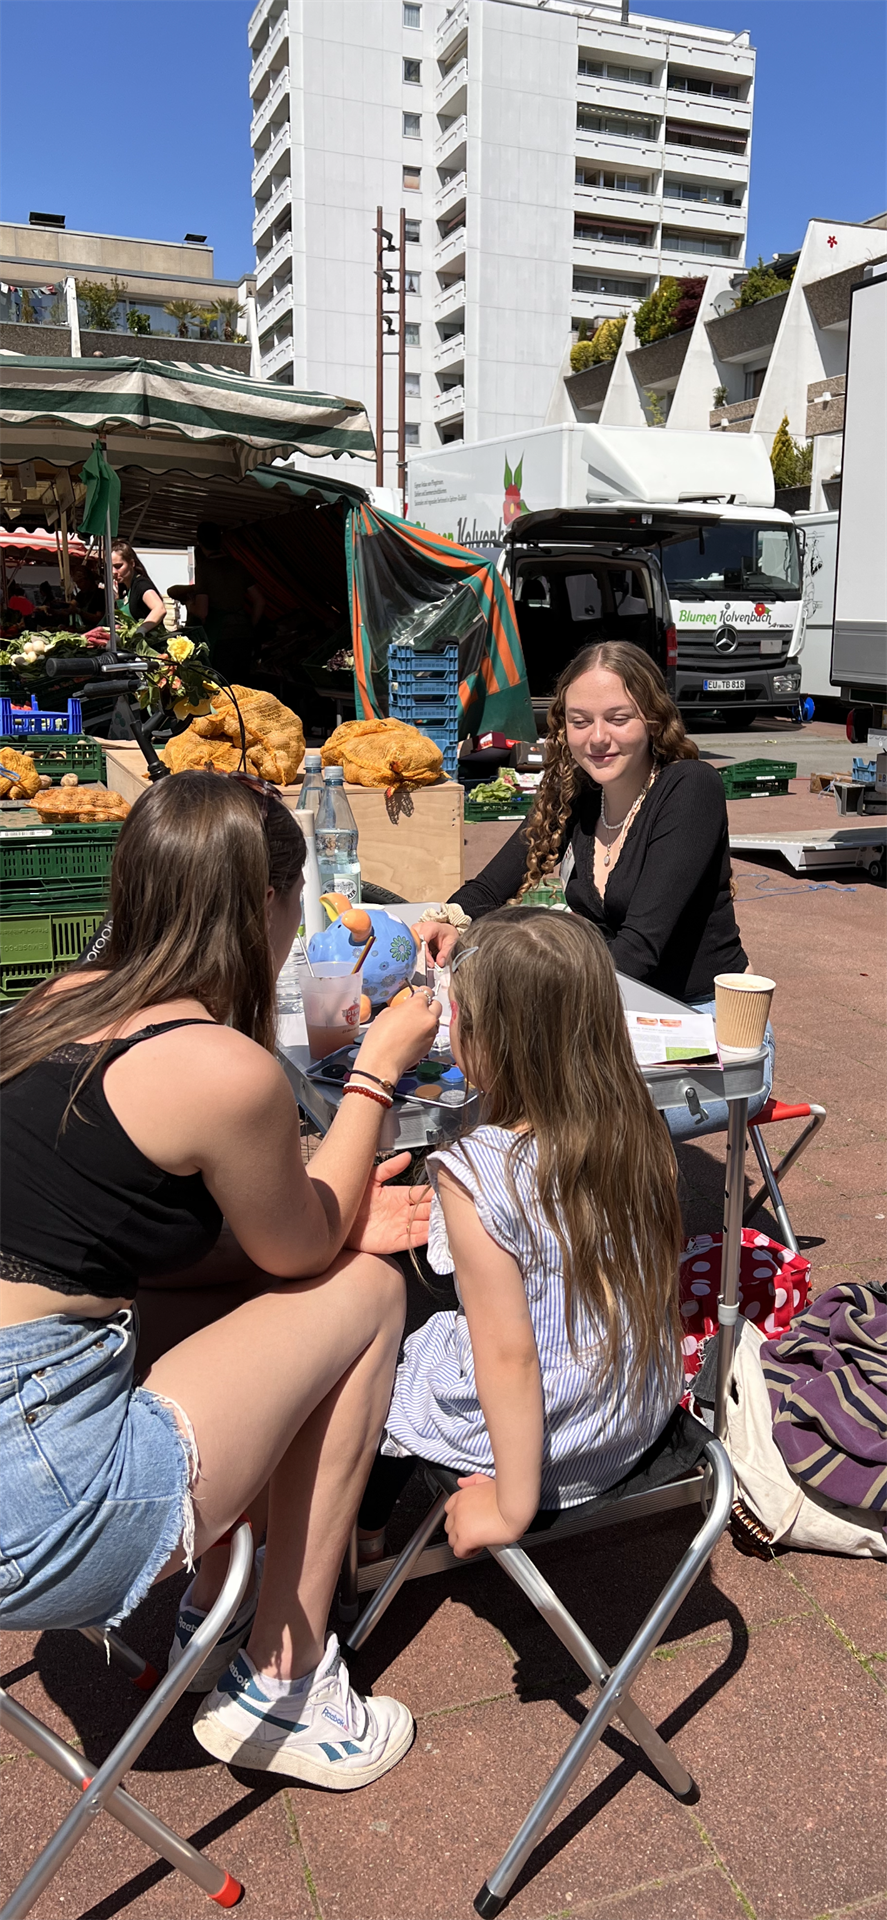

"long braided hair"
[519, 641, 698, 897]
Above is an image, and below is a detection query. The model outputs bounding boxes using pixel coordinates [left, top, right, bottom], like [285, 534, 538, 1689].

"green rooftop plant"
[633, 277, 681, 346]
[126, 309, 152, 336]
[737, 257, 792, 308]
[570, 340, 596, 372]
[770, 413, 813, 490]
[163, 298, 201, 338]
[212, 296, 242, 341]
[77, 278, 127, 330]
[713, 384, 728, 409]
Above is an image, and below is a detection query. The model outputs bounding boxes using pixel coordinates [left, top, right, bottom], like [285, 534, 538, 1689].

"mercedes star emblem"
[714, 625, 739, 653]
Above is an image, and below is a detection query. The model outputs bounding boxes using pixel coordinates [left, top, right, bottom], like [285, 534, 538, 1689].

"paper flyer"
[624, 1009, 718, 1068]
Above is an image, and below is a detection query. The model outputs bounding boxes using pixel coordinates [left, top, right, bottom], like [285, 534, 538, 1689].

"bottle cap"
[304, 750, 321, 768]
[324, 765, 344, 783]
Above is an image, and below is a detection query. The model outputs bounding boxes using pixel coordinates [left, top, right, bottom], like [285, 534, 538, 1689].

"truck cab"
[504, 508, 676, 705]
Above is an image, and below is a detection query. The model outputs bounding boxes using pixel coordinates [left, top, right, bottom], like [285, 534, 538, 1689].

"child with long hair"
[358, 909, 684, 1561]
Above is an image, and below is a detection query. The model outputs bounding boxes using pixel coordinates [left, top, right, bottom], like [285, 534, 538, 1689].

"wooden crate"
[102, 749, 464, 900]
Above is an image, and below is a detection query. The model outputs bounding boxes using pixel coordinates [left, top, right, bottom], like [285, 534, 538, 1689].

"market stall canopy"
[0, 351, 375, 469]
[346, 505, 535, 742]
[0, 526, 86, 561]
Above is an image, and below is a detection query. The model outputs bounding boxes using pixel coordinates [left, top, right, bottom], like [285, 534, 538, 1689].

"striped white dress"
[383, 1125, 681, 1509]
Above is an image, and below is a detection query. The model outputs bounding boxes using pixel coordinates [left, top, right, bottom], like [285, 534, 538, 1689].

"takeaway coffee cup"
[714, 973, 775, 1057]
[303, 962, 363, 1060]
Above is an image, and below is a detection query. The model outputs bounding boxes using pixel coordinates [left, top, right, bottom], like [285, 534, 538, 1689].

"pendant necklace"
[600, 766, 657, 868]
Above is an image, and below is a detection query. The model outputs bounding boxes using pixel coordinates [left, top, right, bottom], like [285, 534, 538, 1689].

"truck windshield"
[661, 524, 801, 600]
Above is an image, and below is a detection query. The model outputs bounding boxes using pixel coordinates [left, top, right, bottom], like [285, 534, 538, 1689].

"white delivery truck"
[830, 261, 887, 740]
[408, 424, 806, 725]
[796, 509, 839, 703]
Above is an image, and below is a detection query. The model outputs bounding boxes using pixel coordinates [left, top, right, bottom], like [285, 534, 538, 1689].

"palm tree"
[163, 299, 200, 339]
[211, 297, 241, 342]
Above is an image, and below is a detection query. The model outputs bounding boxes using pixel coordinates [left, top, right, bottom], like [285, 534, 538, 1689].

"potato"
[38, 775, 52, 790]
[59, 772, 79, 788]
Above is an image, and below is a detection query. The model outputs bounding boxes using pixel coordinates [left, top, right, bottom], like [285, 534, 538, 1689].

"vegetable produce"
[469, 769, 521, 805]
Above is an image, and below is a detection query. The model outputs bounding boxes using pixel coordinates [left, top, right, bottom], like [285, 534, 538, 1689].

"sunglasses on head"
[226, 770, 283, 818]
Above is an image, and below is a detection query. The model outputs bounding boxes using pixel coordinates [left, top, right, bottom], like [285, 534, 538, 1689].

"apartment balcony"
[435, 171, 466, 220]
[806, 374, 845, 438]
[261, 336, 294, 381]
[434, 226, 466, 273]
[576, 131, 662, 175]
[436, 1, 468, 59]
[660, 196, 745, 234]
[434, 330, 464, 370]
[576, 77, 664, 120]
[250, 11, 288, 94]
[573, 237, 660, 279]
[256, 228, 293, 291]
[251, 123, 290, 194]
[435, 56, 467, 113]
[251, 66, 290, 143]
[664, 120, 748, 163]
[574, 186, 661, 225]
[572, 286, 649, 322]
[709, 397, 757, 432]
[665, 90, 752, 133]
[435, 114, 468, 167]
[248, 0, 283, 51]
[434, 384, 464, 421]
[253, 177, 291, 245]
[434, 278, 466, 321]
[257, 281, 294, 333]
[705, 290, 788, 364]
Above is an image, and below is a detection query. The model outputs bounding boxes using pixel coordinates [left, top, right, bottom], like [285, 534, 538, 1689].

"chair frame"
[743, 1099, 827, 1255]
[0, 1519, 253, 1920]
[344, 1442, 733, 1918]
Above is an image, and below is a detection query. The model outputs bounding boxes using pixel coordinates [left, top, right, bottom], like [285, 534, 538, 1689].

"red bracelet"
[342, 1083, 393, 1109]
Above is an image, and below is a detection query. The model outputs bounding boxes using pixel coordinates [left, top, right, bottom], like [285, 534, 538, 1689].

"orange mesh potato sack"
[342, 725, 443, 789]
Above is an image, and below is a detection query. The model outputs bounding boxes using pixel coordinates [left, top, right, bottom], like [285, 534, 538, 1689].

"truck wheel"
[864, 850, 886, 885]
[847, 705, 874, 744]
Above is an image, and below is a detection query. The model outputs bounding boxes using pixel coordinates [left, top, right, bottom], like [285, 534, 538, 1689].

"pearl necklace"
[600, 766, 657, 867]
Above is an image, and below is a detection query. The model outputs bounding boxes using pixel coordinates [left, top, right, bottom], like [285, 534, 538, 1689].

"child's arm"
[436, 1165, 543, 1558]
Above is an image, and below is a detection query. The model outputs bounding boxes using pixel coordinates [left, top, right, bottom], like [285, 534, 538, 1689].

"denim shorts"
[663, 998, 775, 1144]
[0, 1309, 192, 1633]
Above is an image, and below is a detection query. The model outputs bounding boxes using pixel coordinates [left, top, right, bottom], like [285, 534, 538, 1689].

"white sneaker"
[168, 1547, 265, 1695]
[192, 1634, 414, 1790]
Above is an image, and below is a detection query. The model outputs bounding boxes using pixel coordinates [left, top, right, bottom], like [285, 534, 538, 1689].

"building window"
[669, 71, 739, 100]
[404, 371, 421, 396]
[404, 218, 421, 244]
[744, 366, 766, 400]
[573, 271, 650, 299]
[576, 165, 648, 193]
[663, 176, 738, 206]
[665, 120, 747, 156]
[577, 106, 659, 142]
[403, 2, 421, 25]
[404, 270, 421, 294]
[405, 422, 421, 445]
[578, 56, 653, 85]
[403, 57, 421, 84]
[661, 228, 736, 258]
[404, 321, 420, 345]
[575, 216, 653, 247]
[403, 111, 421, 138]
[403, 165, 421, 190]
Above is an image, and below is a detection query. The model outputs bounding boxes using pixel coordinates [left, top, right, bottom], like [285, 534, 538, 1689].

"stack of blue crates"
[0, 695, 84, 735]
[388, 644, 459, 778]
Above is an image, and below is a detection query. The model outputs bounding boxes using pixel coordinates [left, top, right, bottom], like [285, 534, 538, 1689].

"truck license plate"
[703, 678, 745, 692]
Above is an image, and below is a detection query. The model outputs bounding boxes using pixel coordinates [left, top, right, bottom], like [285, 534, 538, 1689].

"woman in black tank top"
[0, 771, 440, 1793]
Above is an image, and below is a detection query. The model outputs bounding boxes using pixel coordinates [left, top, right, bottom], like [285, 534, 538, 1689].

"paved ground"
[2, 719, 885, 1920]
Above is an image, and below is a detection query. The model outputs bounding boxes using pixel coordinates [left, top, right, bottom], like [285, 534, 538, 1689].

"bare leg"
[143, 1250, 404, 1680]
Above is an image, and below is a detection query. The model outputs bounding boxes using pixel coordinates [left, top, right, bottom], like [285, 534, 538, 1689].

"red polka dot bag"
[679, 1231, 811, 1413]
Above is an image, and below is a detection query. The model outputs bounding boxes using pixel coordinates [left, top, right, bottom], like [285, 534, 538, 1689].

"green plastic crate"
[0, 907, 106, 999]
[0, 734, 106, 785]
[464, 794, 533, 822]
[0, 820, 123, 890]
[719, 758, 797, 800]
[0, 876, 111, 916]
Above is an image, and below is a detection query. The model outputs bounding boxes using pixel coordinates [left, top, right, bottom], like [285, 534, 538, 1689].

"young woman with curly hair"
[416, 641, 773, 1138]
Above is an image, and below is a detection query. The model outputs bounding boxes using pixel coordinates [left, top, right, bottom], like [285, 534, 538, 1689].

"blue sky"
[1, 0, 885, 277]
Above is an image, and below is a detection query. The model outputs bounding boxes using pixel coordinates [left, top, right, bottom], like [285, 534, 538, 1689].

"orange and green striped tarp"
[345, 504, 535, 741]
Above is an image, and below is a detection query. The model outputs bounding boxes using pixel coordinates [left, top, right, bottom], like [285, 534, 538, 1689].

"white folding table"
[278, 905, 767, 1443]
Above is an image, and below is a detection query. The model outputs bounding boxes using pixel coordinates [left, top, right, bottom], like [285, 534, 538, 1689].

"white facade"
[247, 0, 754, 487]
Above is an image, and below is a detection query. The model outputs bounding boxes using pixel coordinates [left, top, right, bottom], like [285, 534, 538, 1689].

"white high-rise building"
[248, 0, 754, 486]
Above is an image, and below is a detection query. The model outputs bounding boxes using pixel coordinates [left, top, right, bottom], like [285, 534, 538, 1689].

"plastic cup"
[714, 973, 775, 1057]
[303, 963, 363, 1060]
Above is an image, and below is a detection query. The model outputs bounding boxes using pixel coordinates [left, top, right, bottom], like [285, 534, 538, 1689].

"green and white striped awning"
[0, 351, 375, 464]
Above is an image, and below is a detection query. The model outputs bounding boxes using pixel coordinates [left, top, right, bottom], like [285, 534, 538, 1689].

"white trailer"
[796, 509, 838, 702]
[830, 261, 887, 730]
[409, 425, 806, 723]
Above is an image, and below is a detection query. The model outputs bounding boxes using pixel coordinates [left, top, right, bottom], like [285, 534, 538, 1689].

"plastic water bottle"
[298, 808, 325, 941]
[296, 749, 324, 815]
[276, 941, 310, 1049]
[315, 765, 361, 902]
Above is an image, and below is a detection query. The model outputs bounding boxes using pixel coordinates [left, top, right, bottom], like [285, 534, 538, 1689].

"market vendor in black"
[415, 640, 774, 1140]
[111, 541, 166, 638]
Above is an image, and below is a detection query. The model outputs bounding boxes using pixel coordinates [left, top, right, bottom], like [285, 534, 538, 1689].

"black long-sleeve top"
[452, 758, 746, 1002]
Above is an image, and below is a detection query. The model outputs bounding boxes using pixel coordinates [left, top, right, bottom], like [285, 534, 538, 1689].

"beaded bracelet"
[346, 1066, 396, 1096]
[342, 1083, 393, 1110]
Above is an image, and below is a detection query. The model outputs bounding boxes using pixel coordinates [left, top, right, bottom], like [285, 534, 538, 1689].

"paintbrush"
[350, 928, 376, 975]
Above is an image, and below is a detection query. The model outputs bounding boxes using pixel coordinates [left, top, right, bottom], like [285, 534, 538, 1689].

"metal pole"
[375, 206, 385, 487]
[103, 503, 117, 659]
[397, 206, 407, 508]
[713, 1094, 749, 1440]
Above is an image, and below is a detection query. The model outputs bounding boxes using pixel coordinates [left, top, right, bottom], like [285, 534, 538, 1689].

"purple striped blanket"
[761, 1283, 887, 1512]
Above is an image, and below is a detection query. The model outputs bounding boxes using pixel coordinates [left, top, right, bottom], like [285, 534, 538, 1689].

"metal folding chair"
[0, 1518, 253, 1920]
[744, 1096, 827, 1255]
[343, 1413, 733, 1918]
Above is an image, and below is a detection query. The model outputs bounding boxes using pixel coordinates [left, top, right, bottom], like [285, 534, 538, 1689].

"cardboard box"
[102, 747, 465, 901]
